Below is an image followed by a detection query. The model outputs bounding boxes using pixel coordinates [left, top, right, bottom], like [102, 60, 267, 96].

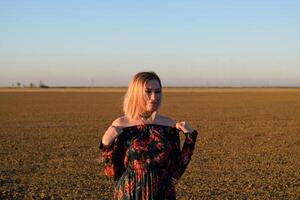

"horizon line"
[1, 86, 300, 88]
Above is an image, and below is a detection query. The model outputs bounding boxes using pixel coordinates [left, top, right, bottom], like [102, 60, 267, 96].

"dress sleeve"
[169, 129, 198, 180]
[99, 133, 125, 181]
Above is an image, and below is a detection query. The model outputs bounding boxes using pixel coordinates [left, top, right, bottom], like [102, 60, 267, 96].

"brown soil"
[0, 88, 299, 199]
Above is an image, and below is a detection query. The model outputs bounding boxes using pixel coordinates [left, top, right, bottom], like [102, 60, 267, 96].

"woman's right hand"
[101, 125, 123, 146]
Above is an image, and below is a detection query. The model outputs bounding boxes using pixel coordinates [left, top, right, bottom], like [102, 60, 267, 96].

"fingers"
[176, 121, 194, 133]
[175, 121, 186, 130]
[175, 122, 180, 130]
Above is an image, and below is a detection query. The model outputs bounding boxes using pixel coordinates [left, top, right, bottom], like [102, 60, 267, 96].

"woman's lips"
[149, 102, 157, 105]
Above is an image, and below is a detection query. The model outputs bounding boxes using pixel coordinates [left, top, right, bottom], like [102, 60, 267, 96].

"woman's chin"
[145, 108, 157, 115]
[147, 107, 157, 113]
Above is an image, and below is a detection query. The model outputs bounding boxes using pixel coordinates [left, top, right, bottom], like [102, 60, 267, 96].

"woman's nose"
[150, 92, 158, 100]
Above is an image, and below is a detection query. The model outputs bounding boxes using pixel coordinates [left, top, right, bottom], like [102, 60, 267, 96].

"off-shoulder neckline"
[120, 123, 177, 129]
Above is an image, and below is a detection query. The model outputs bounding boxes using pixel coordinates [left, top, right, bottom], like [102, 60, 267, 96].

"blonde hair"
[123, 71, 162, 120]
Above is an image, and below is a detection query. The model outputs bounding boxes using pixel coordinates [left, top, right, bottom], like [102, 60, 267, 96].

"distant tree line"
[14, 81, 49, 88]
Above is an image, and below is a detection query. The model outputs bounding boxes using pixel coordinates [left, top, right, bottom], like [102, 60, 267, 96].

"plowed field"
[0, 88, 299, 199]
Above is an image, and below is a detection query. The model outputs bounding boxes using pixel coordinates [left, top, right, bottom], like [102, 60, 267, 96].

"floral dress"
[99, 124, 198, 200]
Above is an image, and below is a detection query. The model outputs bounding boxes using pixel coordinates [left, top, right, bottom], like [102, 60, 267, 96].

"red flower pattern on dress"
[133, 160, 144, 171]
[146, 158, 151, 165]
[156, 142, 164, 150]
[99, 124, 198, 200]
[104, 164, 115, 176]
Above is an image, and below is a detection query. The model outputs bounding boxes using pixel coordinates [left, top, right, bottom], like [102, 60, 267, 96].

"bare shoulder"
[101, 116, 128, 146]
[157, 115, 176, 127]
[111, 116, 129, 127]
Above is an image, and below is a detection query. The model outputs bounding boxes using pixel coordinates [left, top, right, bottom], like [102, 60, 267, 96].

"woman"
[99, 71, 198, 200]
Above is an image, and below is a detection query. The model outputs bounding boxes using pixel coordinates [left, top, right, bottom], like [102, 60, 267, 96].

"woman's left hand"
[176, 121, 195, 133]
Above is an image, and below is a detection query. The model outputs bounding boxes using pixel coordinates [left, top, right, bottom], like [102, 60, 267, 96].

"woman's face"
[144, 79, 161, 112]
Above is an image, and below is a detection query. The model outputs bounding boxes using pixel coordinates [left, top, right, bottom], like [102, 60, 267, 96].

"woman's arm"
[99, 118, 125, 180]
[169, 123, 198, 180]
[102, 118, 124, 146]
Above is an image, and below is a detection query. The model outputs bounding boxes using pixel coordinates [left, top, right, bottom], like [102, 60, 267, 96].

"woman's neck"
[134, 111, 158, 124]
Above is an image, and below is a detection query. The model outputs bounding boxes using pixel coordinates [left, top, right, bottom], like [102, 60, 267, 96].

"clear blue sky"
[1, 0, 299, 87]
